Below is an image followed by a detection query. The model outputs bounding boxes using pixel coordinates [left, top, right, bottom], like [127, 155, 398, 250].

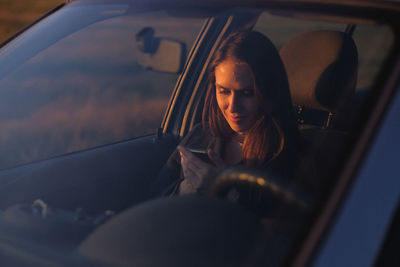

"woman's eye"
[242, 89, 253, 96]
[218, 89, 230, 95]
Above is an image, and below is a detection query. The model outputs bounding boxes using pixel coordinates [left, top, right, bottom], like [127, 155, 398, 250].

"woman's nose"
[228, 93, 241, 113]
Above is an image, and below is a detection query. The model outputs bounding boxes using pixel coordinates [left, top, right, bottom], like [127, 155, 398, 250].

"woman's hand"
[178, 145, 225, 195]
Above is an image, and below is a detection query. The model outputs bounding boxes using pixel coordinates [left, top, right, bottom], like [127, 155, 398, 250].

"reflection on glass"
[0, 7, 205, 169]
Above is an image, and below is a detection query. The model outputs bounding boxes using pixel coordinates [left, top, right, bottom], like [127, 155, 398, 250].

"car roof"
[68, 0, 400, 12]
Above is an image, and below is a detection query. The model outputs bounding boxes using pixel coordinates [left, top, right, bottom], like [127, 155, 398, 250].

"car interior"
[0, 3, 396, 266]
[74, 28, 363, 267]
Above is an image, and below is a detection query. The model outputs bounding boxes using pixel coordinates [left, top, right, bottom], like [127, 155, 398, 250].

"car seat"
[280, 30, 358, 129]
[279, 30, 359, 194]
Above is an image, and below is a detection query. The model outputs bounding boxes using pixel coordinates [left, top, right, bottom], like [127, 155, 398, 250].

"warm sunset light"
[0, 0, 63, 42]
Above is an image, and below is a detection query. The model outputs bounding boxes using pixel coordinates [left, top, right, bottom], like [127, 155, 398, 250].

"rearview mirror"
[135, 27, 186, 74]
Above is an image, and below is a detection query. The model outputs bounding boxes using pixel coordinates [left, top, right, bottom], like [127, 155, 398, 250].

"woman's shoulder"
[179, 123, 213, 149]
[164, 123, 214, 170]
[188, 123, 204, 134]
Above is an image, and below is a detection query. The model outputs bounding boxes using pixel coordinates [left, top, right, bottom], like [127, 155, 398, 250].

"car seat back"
[280, 30, 358, 194]
[280, 30, 358, 129]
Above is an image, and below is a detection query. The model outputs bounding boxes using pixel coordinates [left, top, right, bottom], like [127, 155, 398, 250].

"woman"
[158, 31, 299, 195]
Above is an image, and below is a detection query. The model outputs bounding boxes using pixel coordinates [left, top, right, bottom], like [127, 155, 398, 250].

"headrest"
[280, 31, 358, 112]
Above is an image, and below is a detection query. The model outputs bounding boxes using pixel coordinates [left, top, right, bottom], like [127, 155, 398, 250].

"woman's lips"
[229, 114, 246, 122]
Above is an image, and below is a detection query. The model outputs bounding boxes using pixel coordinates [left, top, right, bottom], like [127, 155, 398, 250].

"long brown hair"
[202, 31, 298, 169]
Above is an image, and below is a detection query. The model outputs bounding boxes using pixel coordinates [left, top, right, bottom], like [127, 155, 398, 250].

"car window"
[0, 5, 205, 170]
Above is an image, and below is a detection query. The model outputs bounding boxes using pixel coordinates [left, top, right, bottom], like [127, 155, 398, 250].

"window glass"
[0, 5, 205, 169]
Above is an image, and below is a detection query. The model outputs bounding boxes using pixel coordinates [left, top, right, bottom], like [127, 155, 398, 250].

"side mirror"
[135, 27, 186, 74]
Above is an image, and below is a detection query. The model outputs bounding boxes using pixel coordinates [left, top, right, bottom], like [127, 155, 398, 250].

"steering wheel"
[208, 167, 311, 218]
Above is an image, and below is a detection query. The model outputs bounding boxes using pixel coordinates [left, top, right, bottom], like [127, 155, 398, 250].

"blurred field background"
[0, 0, 63, 42]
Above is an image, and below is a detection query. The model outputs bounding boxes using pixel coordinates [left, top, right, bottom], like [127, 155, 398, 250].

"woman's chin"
[230, 125, 249, 135]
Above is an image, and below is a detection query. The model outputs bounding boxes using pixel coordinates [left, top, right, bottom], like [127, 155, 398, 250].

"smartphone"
[187, 148, 214, 165]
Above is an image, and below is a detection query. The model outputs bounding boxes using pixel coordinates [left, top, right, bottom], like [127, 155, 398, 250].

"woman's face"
[215, 59, 260, 135]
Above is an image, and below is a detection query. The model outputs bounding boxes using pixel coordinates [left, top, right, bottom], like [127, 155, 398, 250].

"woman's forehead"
[215, 60, 253, 90]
